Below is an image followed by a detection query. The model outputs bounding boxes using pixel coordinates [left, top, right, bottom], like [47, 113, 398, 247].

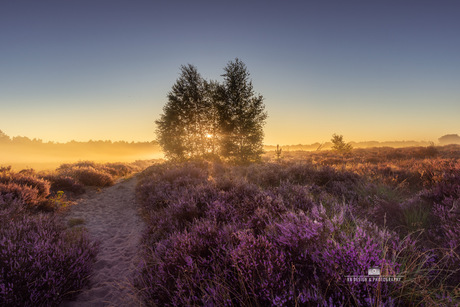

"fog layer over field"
[0, 132, 162, 170]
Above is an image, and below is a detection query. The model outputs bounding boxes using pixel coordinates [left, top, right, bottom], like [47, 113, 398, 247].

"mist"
[0, 134, 162, 171]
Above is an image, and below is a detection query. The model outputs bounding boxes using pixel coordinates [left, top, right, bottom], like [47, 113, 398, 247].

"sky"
[1, 0, 459, 145]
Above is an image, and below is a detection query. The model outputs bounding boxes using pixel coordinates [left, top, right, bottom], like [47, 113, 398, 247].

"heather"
[0, 169, 50, 210]
[48, 160, 146, 193]
[0, 161, 143, 211]
[135, 149, 459, 306]
[55, 161, 117, 188]
[0, 161, 145, 306]
[0, 210, 97, 306]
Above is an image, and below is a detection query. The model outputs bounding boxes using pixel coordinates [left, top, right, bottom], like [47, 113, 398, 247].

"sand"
[61, 175, 145, 307]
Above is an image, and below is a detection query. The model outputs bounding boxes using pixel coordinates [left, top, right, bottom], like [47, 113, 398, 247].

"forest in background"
[0, 130, 162, 170]
[266, 140, 432, 151]
[2, 129, 460, 171]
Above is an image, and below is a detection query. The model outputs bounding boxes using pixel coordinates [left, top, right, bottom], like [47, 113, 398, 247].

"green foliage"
[216, 59, 267, 163]
[47, 190, 71, 211]
[331, 134, 353, 153]
[155, 59, 267, 164]
[155, 64, 218, 161]
[402, 202, 431, 232]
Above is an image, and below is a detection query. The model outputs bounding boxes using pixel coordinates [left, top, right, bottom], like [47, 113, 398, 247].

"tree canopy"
[0, 130, 10, 142]
[156, 59, 267, 163]
[217, 59, 267, 163]
[438, 134, 460, 145]
[155, 64, 217, 161]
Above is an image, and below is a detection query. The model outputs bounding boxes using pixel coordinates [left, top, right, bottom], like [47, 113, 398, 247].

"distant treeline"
[0, 130, 162, 170]
[3, 128, 459, 170]
[264, 140, 435, 151]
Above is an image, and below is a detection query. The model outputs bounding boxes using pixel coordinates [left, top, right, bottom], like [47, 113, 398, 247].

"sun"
[206, 133, 213, 138]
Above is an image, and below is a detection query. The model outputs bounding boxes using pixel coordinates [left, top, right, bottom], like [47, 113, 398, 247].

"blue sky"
[1, 0, 459, 144]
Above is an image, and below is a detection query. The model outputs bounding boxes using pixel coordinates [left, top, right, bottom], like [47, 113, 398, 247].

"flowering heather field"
[135, 146, 459, 306]
[0, 161, 145, 306]
[1, 149, 459, 306]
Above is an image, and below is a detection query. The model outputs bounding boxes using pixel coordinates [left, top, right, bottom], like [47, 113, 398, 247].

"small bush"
[0, 214, 98, 306]
[0, 172, 50, 200]
[104, 163, 135, 177]
[0, 182, 43, 209]
[56, 161, 143, 188]
[44, 174, 86, 195]
[63, 166, 114, 187]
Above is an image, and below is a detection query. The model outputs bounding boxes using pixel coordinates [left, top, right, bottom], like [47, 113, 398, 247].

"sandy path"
[61, 175, 144, 307]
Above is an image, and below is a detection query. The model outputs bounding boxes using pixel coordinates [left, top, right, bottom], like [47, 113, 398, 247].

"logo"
[346, 266, 401, 283]
[368, 267, 381, 276]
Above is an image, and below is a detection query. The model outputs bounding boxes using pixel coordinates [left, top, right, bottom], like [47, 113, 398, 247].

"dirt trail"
[61, 175, 144, 307]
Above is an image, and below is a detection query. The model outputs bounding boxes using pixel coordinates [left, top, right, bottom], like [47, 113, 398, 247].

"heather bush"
[135, 158, 460, 306]
[421, 171, 460, 203]
[74, 166, 113, 187]
[271, 182, 316, 212]
[136, 220, 238, 306]
[241, 162, 362, 204]
[315, 223, 401, 306]
[0, 171, 50, 200]
[58, 161, 98, 170]
[242, 162, 288, 187]
[266, 207, 402, 306]
[56, 160, 143, 188]
[432, 198, 460, 252]
[0, 182, 43, 208]
[0, 194, 26, 222]
[44, 174, 86, 196]
[137, 162, 210, 210]
[137, 198, 406, 305]
[0, 165, 103, 306]
[140, 182, 220, 244]
[0, 213, 98, 306]
[431, 199, 460, 289]
[230, 232, 289, 304]
[103, 162, 135, 177]
[214, 180, 284, 223]
[388, 233, 459, 305]
[59, 166, 114, 187]
[0, 169, 71, 214]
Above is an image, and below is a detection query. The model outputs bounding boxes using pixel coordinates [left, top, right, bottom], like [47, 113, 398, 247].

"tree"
[216, 59, 267, 163]
[0, 130, 10, 143]
[155, 59, 267, 163]
[331, 134, 353, 153]
[155, 64, 218, 161]
[438, 134, 460, 145]
[12, 136, 33, 144]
